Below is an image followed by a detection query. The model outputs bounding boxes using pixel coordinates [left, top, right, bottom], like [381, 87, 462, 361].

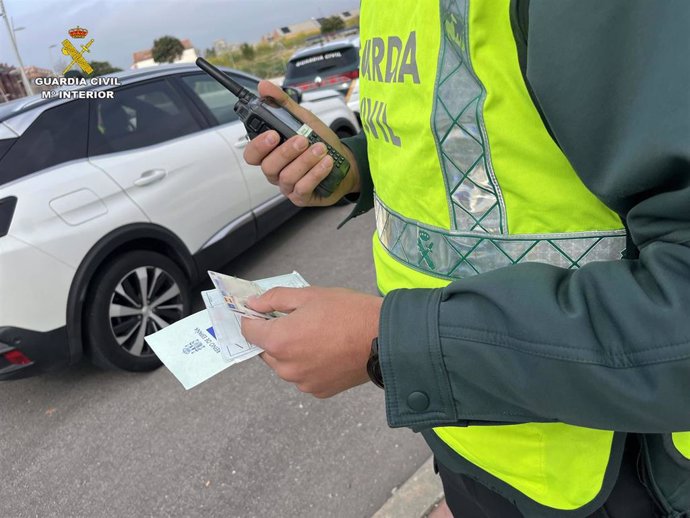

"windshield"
[285, 47, 359, 82]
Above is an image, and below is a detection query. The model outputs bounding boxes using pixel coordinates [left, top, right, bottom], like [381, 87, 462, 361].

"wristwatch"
[367, 337, 384, 389]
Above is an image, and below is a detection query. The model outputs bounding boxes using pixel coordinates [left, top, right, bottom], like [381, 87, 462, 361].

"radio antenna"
[196, 57, 253, 101]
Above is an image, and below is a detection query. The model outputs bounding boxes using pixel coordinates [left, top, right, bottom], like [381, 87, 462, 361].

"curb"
[370, 457, 444, 518]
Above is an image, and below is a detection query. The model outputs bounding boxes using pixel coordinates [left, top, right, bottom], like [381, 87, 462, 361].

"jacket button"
[407, 391, 429, 412]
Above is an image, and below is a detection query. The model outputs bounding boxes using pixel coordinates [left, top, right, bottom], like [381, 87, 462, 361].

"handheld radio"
[195, 57, 350, 198]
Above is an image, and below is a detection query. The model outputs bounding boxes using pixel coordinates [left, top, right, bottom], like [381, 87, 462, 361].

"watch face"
[367, 338, 384, 388]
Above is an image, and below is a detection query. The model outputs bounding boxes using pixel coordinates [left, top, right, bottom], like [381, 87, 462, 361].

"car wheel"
[84, 250, 191, 371]
[334, 126, 356, 139]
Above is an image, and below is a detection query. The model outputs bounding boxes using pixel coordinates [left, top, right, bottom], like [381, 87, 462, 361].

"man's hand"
[241, 287, 382, 398]
[243, 81, 360, 207]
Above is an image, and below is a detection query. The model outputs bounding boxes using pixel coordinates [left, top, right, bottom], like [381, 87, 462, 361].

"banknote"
[208, 270, 291, 319]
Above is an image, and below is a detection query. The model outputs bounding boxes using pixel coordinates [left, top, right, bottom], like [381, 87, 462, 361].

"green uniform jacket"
[342, 0, 690, 513]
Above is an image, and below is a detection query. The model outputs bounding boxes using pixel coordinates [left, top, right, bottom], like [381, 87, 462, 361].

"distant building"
[262, 8, 359, 43]
[132, 39, 198, 69]
[212, 39, 240, 56]
[24, 66, 57, 95]
[0, 64, 26, 102]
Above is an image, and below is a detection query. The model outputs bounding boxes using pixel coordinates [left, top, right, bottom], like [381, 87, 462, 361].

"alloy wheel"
[108, 266, 184, 357]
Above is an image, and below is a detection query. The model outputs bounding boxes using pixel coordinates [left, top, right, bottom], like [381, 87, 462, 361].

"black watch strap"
[367, 337, 384, 389]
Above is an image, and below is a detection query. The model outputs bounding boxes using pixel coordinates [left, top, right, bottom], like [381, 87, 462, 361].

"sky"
[0, 0, 357, 71]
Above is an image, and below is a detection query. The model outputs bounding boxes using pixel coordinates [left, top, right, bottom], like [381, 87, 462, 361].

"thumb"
[245, 287, 313, 314]
[257, 80, 320, 127]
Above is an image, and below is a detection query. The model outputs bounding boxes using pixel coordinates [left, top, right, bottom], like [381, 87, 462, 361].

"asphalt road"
[0, 204, 431, 518]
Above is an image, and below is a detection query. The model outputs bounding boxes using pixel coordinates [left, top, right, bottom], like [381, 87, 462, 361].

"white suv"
[0, 64, 358, 378]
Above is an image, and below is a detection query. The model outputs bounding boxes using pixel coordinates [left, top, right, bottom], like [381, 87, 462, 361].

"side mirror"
[282, 87, 302, 104]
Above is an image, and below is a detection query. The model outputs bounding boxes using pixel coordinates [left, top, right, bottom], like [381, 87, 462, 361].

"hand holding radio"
[196, 58, 359, 206]
[243, 81, 360, 206]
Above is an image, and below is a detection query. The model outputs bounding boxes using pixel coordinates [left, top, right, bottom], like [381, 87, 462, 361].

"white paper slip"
[201, 289, 262, 363]
[145, 309, 238, 390]
[255, 271, 309, 290]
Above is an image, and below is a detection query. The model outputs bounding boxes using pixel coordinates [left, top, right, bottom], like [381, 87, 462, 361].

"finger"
[245, 287, 315, 314]
[277, 143, 329, 196]
[257, 80, 320, 127]
[243, 130, 280, 166]
[260, 352, 301, 383]
[259, 351, 279, 370]
[260, 135, 310, 183]
[240, 317, 273, 349]
[290, 155, 334, 203]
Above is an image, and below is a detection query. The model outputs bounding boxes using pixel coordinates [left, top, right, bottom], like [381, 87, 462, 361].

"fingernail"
[321, 156, 333, 170]
[266, 132, 278, 145]
[293, 137, 308, 152]
[312, 143, 326, 157]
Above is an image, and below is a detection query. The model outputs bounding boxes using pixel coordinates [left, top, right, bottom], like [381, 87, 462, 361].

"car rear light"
[3, 349, 32, 365]
[293, 81, 318, 92]
[291, 70, 358, 92]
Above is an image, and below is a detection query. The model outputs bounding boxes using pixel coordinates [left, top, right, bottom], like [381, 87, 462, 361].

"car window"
[181, 73, 258, 126]
[0, 138, 15, 162]
[285, 47, 359, 82]
[89, 79, 201, 156]
[0, 100, 88, 186]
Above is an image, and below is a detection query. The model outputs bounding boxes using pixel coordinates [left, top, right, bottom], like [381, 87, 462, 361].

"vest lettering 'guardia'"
[359, 32, 420, 148]
[359, 0, 635, 514]
[360, 32, 420, 84]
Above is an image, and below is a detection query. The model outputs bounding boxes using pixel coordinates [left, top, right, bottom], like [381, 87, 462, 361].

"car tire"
[334, 126, 356, 139]
[84, 250, 191, 371]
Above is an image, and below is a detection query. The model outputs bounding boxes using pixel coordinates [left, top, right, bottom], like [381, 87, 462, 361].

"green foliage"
[205, 48, 216, 58]
[152, 36, 185, 64]
[240, 43, 255, 61]
[89, 61, 123, 77]
[320, 16, 345, 34]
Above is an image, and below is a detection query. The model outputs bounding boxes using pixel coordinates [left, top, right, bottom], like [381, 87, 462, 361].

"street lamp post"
[49, 44, 58, 73]
[0, 0, 34, 96]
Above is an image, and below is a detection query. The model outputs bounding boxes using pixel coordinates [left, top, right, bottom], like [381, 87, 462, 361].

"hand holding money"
[145, 271, 309, 389]
[241, 287, 383, 398]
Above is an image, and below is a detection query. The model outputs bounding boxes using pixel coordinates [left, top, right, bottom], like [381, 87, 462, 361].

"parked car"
[283, 38, 360, 121]
[0, 64, 358, 379]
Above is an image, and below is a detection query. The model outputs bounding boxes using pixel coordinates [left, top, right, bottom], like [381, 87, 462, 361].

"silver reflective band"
[375, 196, 626, 280]
[433, 0, 505, 234]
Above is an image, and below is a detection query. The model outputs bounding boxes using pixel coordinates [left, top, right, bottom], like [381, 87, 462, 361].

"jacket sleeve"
[338, 132, 374, 228]
[379, 0, 690, 433]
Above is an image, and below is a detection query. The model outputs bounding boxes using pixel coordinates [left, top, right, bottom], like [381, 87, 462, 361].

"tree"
[152, 36, 184, 64]
[240, 43, 255, 61]
[64, 69, 86, 79]
[90, 61, 123, 77]
[204, 48, 216, 59]
[320, 16, 345, 34]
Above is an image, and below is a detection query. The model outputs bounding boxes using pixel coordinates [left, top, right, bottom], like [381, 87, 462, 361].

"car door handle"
[134, 169, 167, 187]
[234, 135, 250, 149]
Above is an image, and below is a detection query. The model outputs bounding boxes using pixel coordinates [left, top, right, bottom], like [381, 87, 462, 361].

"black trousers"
[437, 435, 660, 518]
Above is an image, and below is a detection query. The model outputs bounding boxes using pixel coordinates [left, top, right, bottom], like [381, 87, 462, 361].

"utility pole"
[0, 0, 33, 96]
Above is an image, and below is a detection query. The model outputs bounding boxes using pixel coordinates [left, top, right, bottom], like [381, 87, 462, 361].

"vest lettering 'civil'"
[360, 0, 629, 513]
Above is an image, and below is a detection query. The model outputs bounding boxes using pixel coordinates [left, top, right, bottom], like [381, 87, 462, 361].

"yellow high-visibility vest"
[358, 0, 637, 511]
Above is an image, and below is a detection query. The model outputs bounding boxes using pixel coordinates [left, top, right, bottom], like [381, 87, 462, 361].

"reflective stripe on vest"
[673, 432, 690, 460]
[360, 0, 625, 511]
